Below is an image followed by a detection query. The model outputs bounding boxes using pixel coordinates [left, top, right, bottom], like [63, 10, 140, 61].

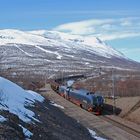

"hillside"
[0, 29, 140, 80]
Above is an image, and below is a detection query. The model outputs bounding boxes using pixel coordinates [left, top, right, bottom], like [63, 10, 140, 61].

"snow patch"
[19, 124, 33, 139]
[50, 101, 64, 109]
[35, 45, 53, 54]
[0, 77, 44, 123]
[35, 45, 62, 59]
[55, 52, 62, 59]
[0, 115, 7, 122]
[26, 90, 44, 102]
[85, 62, 90, 65]
[87, 128, 107, 140]
[14, 44, 33, 57]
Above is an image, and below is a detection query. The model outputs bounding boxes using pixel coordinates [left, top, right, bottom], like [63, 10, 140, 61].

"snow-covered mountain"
[0, 29, 124, 58]
[0, 29, 139, 77]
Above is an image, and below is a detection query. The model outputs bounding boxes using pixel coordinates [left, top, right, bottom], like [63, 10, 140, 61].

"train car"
[68, 88, 104, 114]
[59, 85, 104, 115]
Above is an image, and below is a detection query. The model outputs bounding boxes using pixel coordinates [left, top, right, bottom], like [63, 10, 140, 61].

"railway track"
[98, 114, 140, 139]
[122, 100, 140, 118]
[80, 101, 140, 139]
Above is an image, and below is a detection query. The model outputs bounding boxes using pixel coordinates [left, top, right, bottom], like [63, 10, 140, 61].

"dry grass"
[74, 69, 140, 97]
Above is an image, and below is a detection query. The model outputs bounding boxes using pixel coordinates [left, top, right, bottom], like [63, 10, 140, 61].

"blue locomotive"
[59, 86, 104, 115]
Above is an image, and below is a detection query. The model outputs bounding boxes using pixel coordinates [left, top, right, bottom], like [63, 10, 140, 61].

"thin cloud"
[53, 17, 140, 41]
[98, 32, 140, 41]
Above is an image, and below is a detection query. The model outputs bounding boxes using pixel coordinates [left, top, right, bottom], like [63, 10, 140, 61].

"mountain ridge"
[0, 29, 125, 58]
[0, 29, 140, 79]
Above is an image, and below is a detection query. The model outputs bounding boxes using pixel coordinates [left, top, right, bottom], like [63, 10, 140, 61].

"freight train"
[50, 81, 104, 115]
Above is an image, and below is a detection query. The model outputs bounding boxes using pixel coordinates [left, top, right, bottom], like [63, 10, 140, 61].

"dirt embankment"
[105, 96, 140, 124]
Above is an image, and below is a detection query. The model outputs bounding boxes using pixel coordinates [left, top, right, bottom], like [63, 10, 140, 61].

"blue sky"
[0, 0, 140, 62]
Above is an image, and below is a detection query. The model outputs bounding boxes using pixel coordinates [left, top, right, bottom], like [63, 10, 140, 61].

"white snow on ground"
[35, 45, 62, 59]
[0, 115, 7, 122]
[87, 128, 107, 140]
[50, 101, 64, 109]
[85, 62, 90, 65]
[0, 77, 44, 123]
[26, 90, 45, 103]
[35, 45, 53, 54]
[55, 51, 62, 59]
[14, 44, 33, 57]
[19, 124, 33, 139]
[0, 29, 49, 46]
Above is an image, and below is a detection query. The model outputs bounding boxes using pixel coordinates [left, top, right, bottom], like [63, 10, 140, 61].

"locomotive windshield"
[92, 96, 104, 105]
[86, 92, 94, 95]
